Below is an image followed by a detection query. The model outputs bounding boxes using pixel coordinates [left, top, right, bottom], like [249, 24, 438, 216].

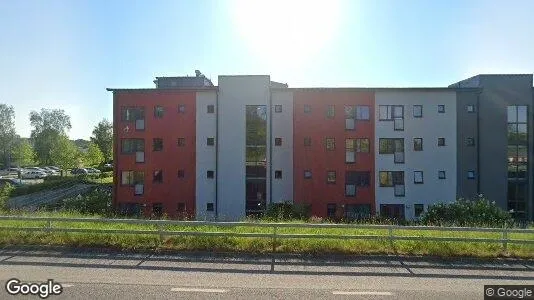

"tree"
[49, 135, 81, 169]
[0, 104, 16, 168]
[90, 119, 113, 162]
[30, 109, 72, 165]
[84, 142, 104, 167]
[11, 138, 36, 167]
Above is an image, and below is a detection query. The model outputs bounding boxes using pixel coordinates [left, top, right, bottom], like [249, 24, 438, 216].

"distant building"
[108, 72, 534, 221]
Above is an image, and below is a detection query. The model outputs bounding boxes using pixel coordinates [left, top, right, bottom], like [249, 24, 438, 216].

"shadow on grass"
[0, 245, 533, 280]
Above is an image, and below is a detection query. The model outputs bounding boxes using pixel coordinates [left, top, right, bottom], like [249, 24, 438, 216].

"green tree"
[0, 104, 16, 168]
[90, 119, 113, 162]
[49, 135, 81, 169]
[11, 137, 36, 167]
[84, 142, 104, 167]
[30, 109, 72, 165]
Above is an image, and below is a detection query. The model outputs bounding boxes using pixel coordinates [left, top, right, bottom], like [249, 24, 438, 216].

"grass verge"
[0, 211, 532, 259]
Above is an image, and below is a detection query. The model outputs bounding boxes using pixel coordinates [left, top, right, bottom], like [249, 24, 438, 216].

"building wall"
[293, 90, 375, 218]
[271, 90, 294, 204]
[476, 75, 533, 219]
[113, 90, 197, 217]
[217, 76, 271, 220]
[456, 90, 480, 199]
[195, 90, 217, 220]
[375, 90, 457, 219]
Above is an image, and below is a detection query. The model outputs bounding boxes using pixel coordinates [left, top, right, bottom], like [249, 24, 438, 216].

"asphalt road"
[0, 247, 532, 299]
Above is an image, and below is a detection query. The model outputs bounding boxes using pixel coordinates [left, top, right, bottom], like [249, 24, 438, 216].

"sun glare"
[230, 0, 344, 67]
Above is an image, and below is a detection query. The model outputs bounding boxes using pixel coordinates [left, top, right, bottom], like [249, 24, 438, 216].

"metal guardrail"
[0, 216, 533, 271]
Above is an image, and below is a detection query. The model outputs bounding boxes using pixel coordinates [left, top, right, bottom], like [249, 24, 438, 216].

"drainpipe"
[215, 90, 219, 220]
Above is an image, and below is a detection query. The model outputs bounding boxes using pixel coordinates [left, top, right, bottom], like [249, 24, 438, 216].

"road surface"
[0, 247, 532, 299]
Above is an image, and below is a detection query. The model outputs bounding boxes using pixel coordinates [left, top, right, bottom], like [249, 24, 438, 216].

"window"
[345, 139, 355, 163]
[379, 138, 404, 154]
[379, 105, 403, 121]
[207, 137, 215, 146]
[356, 138, 369, 153]
[177, 203, 186, 212]
[154, 106, 165, 118]
[413, 105, 423, 118]
[345, 184, 356, 196]
[467, 170, 475, 179]
[414, 204, 424, 218]
[153, 138, 163, 151]
[121, 139, 145, 154]
[275, 170, 282, 179]
[379, 171, 404, 187]
[275, 138, 282, 146]
[177, 170, 185, 178]
[153, 170, 163, 183]
[207, 170, 214, 179]
[275, 105, 282, 113]
[304, 104, 311, 113]
[466, 137, 475, 146]
[177, 138, 186, 147]
[438, 170, 446, 179]
[414, 171, 423, 184]
[178, 105, 186, 113]
[326, 137, 335, 151]
[356, 105, 370, 120]
[413, 138, 423, 151]
[438, 138, 446, 146]
[327, 171, 336, 183]
[152, 203, 163, 217]
[345, 106, 354, 130]
[304, 170, 312, 179]
[347, 171, 370, 187]
[121, 107, 145, 122]
[304, 137, 312, 147]
[467, 105, 475, 113]
[207, 105, 215, 113]
[327, 204, 336, 218]
[206, 203, 214, 211]
[121, 171, 145, 185]
[438, 105, 445, 113]
[326, 105, 335, 118]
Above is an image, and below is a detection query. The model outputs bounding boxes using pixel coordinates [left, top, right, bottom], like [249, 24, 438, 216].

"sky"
[0, 0, 533, 140]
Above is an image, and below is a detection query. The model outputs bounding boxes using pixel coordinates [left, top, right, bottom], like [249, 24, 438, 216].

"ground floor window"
[327, 204, 336, 218]
[118, 202, 141, 216]
[152, 203, 163, 217]
[344, 204, 371, 220]
[380, 204, 405, 220]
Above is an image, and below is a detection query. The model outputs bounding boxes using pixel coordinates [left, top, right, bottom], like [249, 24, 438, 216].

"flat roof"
[106, 87, 218, 92]
[271, 87, 481, 92]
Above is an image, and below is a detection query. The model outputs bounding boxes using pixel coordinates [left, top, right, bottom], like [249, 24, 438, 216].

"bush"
[45, 186, 113, 216]
[263, 202, 311, 221]
[0, 183, 15, 211]
[101, 171, 113, 178]
[421, 195, 513, 228]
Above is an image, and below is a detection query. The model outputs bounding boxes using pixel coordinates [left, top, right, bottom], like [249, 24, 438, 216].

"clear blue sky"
[1, 0, 533, 139]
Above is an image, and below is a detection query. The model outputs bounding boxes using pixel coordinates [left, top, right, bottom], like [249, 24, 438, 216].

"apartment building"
[109, 72, 534, 221]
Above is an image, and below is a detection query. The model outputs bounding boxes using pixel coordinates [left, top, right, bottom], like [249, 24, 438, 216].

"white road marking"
[332, 291, 394, 296]
[171, 287, 227, 293]
[61, 284, 75, 288]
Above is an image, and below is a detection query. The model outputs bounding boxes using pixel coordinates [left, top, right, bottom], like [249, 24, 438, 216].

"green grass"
[0, 210, 532, 258]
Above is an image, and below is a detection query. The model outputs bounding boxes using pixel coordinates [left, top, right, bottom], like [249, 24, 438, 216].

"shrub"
[263, 202, 311, 221]
[0, 183, 15, 211]
[421, 195, 513, 228]
[45, 186, 113, 216]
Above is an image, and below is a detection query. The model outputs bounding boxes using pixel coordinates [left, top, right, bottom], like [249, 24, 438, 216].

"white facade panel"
[217, 76, 271, 220]
[195, 91, 217, 220]
[271, 90, 294, 204]
[375, 90, 457, 219]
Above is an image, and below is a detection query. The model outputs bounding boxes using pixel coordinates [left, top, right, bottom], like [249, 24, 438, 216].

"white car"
[21, 170, 47, 179]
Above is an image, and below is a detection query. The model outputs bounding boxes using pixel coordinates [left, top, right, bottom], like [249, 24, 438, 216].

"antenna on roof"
[195, 70, 202, 77]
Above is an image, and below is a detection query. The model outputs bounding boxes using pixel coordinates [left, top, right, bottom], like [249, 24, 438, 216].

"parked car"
[42, 167, 60, 176]
[86, 167, 102, 174]
[0, 178, 23, 187]
[21, 170, 47, 179]
[71, 168, 89, 175]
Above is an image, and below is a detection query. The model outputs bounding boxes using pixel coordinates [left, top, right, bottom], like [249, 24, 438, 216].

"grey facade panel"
[456, 90, 479, 199]
[477, 75, 533, 219]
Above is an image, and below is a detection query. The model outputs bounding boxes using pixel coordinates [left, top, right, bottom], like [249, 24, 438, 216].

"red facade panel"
[293, 90, 375, 219]
[113, 91, 196, 218]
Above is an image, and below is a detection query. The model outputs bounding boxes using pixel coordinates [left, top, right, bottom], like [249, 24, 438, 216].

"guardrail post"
[502, 227, 508, 253]
[157, 223, 164, 242]
[271, 225, 277, 272]
[47, 220, 52, 232]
